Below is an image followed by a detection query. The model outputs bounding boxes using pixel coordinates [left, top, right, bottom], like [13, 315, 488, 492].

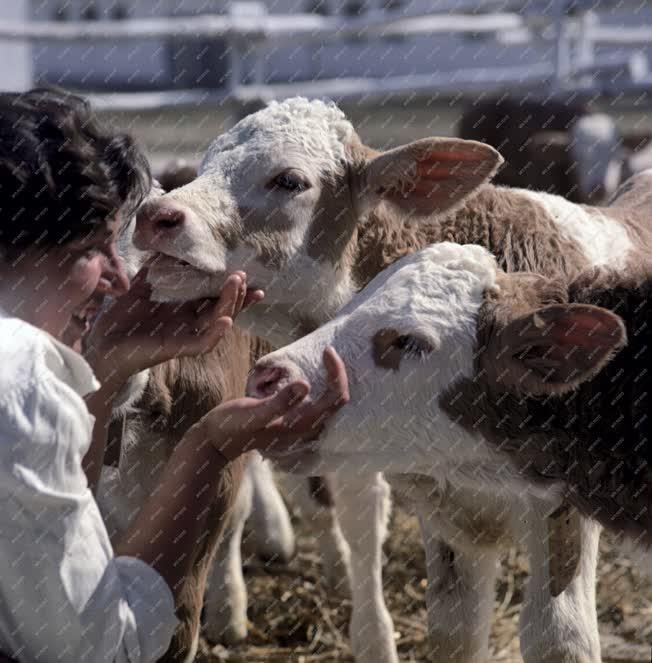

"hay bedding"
[198, 507, 651, 663]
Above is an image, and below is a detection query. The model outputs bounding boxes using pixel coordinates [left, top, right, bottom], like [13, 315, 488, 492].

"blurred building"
[11, 0, 652, 92]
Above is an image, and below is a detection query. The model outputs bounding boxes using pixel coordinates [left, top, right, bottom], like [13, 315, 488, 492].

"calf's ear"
[486, 304, 626, 396]
[358, 138, 503, 217]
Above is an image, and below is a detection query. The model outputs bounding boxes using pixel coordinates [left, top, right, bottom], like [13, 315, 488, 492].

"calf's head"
[134, 98, 502, 344]
[249, 243, 626, 478]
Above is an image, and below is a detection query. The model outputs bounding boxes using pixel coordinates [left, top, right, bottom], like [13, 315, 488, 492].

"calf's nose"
[134, 200, 187, 248]
[247, 364, 292, 399]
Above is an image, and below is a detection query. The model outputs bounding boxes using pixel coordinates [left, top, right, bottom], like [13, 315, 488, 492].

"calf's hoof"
[350, 610, 399, 663]
[252, 531, 296, 564]
[203, 614, 248, 646]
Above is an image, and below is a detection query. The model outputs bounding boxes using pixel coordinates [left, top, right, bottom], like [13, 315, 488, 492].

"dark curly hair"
[0, 87, 151, 260]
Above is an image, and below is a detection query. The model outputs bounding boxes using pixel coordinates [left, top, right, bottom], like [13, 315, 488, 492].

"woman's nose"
[99, 249, 130, 296]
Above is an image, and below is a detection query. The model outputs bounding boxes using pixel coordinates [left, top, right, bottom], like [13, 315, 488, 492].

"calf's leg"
[203, 465, 253, 645]
[416, 496, 500, 663]
[331, 471, 398, 663]
[246, 454, 295, 563]
[519, 500, 601, 663]
[158, 457, 246, 663]
[278, 472, 351, 592]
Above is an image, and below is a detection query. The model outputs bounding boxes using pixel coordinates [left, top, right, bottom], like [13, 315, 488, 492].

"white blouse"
[0, 306, 178, 662]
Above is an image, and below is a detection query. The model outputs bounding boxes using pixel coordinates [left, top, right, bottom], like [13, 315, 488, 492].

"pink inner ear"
[414, 149, 491, 184]
[418, 150, 485, 163]
[529, 306, 625, 365]
[415, 166, 460, 180]
[547, 311, 621, 349]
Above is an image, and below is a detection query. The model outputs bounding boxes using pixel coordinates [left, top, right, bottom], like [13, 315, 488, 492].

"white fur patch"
[260, 243, 500, 477]
[201, 98, 354, 177]
[518, 189, 633, 269]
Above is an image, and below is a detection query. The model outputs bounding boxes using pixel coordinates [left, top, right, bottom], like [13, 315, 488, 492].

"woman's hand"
[85, 267, 263, 387]
[194, 347, 350, 461]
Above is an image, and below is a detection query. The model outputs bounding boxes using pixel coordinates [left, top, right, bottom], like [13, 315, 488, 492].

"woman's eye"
[271, 171, 309, 193]
[392, 334, 432, 358]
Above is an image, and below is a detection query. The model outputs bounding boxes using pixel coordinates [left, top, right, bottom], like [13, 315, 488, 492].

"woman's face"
[17, 219, 130, 348]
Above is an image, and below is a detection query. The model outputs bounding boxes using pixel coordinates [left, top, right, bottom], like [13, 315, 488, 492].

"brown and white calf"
[98, 189, 295, 659]
[132, 97, 650, 663]
[98, 335, 251, 662]
[459, 96, 651, 205]
[253, 240, 652, 557]
[99, 327, 299, 659]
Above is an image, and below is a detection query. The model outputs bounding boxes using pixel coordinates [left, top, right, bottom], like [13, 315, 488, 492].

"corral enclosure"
[99, 99, 652, 663]
[99, 98, 652, 171]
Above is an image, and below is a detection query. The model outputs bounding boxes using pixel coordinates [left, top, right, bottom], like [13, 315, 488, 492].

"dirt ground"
[197, 504, 651, 663]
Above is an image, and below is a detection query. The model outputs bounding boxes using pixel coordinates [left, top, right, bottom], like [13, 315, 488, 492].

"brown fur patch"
[349, 185, 589, 290]
[124, 327, 260, 661]
[440, 265, 652, 546]
[305, 172, 358, 267]
[548, 504, 581, 597]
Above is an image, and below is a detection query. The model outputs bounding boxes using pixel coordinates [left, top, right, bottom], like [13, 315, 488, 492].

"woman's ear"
[484, 303, 627, 396]
[355, 138, 503, 217]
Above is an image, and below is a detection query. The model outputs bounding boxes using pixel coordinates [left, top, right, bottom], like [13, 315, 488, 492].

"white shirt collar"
[0, 304, 100, 398]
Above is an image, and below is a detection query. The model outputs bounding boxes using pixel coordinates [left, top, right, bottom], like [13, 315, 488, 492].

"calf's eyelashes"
[372, 328, 435, 371]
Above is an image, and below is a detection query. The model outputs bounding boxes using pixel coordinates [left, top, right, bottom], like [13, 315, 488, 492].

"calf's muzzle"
[134, 199, 188, 249]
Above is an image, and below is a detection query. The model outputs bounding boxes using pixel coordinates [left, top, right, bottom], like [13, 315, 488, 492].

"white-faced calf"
[252, 242, 651, 554]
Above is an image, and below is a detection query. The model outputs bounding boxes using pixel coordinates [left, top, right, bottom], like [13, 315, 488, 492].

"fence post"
[575, 10, 596, 77]
[551, 0, 572, 93]
[228, 1, 267, 93]
[227, 4, 242, 94]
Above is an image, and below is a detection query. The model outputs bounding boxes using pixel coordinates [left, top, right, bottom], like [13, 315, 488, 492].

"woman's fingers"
[88, 269, 268, 376]
[190, 273, 243, 336]
[215, 273, 242, 320]
[234, 274, 247, 317]
[323, 346, 350, 407]
[252, 430, 308, 456]
[128, 259, 158, 297]
[278, 347, 349, 434]
[243, 289, 265, 309]
[246, 381, 310, 427]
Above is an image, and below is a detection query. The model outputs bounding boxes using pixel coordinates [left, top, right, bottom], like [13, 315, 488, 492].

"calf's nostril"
[250, 365, 289, 398]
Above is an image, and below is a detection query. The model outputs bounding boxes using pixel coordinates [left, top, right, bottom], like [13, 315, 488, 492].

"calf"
[252, 240, 651, 556]
[99, 334, 251, 662]
[102, 165, 297, 655]
[132, 97, 650, 663]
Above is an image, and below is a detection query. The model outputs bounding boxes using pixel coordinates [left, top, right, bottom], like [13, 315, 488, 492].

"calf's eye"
[393, 334, 433, 358]
[373, 328, 433, 371]
[269, 170, 309, 193]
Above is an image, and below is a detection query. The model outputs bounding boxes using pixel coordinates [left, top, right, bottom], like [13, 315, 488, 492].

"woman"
[0, 89, 348, 662]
